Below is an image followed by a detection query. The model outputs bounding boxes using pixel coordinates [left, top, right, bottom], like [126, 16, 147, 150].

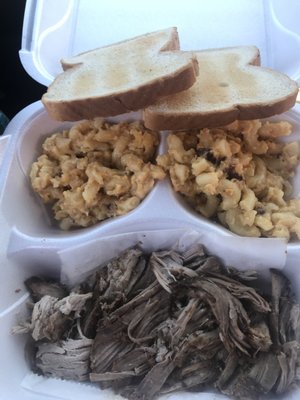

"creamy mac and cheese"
[30, 119, 165, 229]
[157, 120, 300, 240]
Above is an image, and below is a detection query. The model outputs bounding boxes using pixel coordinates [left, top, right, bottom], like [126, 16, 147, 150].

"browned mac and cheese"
[30, 119, 165, 229]
[157, 119, 300, 240]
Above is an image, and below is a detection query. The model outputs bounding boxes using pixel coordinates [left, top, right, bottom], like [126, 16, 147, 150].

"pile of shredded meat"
[13, 245, 300, 399]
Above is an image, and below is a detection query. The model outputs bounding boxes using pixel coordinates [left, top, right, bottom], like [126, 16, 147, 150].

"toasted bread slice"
[143, 46, 299, 130]
[42, 27, 199, 121]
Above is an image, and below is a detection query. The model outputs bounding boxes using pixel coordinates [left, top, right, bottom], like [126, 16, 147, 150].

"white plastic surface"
[1, 1, 300, 399]
[19, 0, 300, 86]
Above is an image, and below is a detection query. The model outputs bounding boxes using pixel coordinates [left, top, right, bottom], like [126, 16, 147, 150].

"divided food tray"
[0, 0, 300, 399]
[1, 102, 300, 270]
[1, 101, 300, 400]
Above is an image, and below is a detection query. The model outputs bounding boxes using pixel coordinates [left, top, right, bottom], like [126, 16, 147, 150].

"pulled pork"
[13, 245, 300, 399]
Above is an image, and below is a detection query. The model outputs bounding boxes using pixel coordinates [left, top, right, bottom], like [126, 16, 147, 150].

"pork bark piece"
[90, 320, 132, 373]
[174, 329, 222, 366]
[90, 286, 171, 374]
[162, 359, 220, 394]
[190, 279, 270, 356]
[216, 352, 239, 390]
[150, 250, 198, 293]
[25, 276, 69, 302]
[127, 358, 176, 400]
[81, 248, 146, 337]
[100, 248, 145, 304]
[269, 269, 300, 346]
[270, 268, 290, 347]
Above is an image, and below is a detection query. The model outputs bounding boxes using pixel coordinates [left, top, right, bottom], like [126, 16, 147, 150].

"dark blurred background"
[0, 0, 45, 120]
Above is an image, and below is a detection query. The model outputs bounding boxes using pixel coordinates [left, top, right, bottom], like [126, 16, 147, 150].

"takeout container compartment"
[1, 102, 300, 270]
[1, 230, 300, 400]
[6, 106, 157, 237]
[1, 0, 300, 399]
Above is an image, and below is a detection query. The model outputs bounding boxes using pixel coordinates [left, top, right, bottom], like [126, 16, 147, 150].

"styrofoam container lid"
[1, 1, 300, 399]
[20, 0, 300, 86]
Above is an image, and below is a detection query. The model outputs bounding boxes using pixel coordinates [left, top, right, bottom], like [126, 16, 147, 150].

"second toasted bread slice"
[42, 27, 199, 121]
[143, 46, 298, 130]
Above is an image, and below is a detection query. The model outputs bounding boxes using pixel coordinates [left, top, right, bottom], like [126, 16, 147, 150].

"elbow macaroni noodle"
[157, 119, 300, 240]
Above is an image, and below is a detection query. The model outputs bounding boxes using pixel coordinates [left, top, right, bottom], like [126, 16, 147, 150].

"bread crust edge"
[142, 88, 298, 131]
[42, 61, 198, 121]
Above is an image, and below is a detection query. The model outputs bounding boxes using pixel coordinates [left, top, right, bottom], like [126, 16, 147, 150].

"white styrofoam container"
[0, 1, 300, 399]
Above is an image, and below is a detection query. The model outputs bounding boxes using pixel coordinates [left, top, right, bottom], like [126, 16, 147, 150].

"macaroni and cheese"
[157, 119, 300, 240]
[30, 119, 165, 229]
